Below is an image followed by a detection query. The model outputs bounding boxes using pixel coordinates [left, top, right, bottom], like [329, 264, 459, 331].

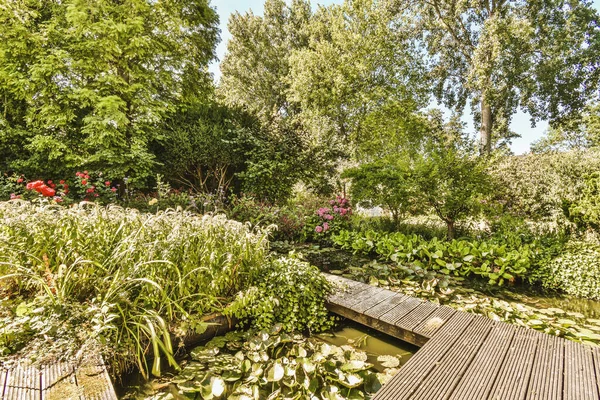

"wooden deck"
[325, 274, 600, 400]
[1, 356, 117, 400]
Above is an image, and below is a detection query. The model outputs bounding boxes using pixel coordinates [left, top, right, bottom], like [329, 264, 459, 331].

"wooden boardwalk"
[325, 274, 600, 400]
[0, 357, 117, 400]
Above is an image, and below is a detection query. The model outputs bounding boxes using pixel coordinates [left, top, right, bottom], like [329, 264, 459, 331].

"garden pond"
[274, 243, 600, 346]
[118, 321, 417, 399]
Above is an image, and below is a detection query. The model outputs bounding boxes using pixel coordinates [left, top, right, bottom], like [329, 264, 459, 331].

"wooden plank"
[593, 346, 600, 398]
[413, 306, 456, 338]
[353, 288, 397, 314]
[395, 302, 440, 332]
[403, 315, 494, 400]
[75, 357, 117, 400]
[43, 362, 81, 400]
[563, 339, 598, 400]
[326, 279, 366, 303]
[379, 296, 423, 325]
[449, 322, 515, 400]
[339, 285, 386, 309]
[525, 334, 564, 400]
[0, 368, 8, 399]
[364, 293, 409, 319]
[373, 312, 474, 399]
[487, 327, 540, 400]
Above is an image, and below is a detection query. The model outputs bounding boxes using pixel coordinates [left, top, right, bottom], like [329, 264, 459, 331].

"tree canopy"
[0, 0, 219, 183]
[411, 0, 600, 153]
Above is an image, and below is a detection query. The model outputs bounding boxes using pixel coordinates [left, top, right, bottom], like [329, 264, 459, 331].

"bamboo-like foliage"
[0, 201, 270, 377]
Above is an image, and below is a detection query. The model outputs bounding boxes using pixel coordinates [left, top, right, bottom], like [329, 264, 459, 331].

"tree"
[412, 0, 600, 154]
[155, 102, 257, 196]
[343, 155, 420, 223]
[219, 0, 311, 125]
[412, 137, 493, 239]
[288, 0, 429, 157]
[531, 102, 600, 152]
[0, 0, 219, 183]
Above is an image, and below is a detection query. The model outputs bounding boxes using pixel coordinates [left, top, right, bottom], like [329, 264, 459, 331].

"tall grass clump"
[0, 201, 331, 378]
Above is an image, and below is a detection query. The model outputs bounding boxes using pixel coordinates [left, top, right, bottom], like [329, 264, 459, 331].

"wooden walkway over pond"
[0, 356, 116, 400]
[325, 274, 600, 400]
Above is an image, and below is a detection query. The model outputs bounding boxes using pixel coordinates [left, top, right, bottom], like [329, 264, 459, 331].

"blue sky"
[209, 0, 600, 154]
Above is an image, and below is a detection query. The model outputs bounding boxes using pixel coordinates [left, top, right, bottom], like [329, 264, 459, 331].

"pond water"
[498, 289, 600, 319]
[118, 320, 417, 399]
[315, 321, 417, 372]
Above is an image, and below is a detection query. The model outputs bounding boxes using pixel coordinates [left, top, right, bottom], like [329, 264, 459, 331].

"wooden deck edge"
[326, 300, 430, 347]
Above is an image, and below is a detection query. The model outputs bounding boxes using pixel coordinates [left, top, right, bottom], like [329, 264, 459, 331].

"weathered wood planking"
[325, 273, 600, 400]
[2, 357, 116, 400]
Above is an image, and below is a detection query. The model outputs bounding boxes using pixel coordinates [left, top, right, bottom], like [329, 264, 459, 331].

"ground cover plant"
[0, 201, 332, 378]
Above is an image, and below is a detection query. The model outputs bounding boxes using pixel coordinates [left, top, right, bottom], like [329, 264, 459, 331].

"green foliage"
[539, 241, 600, 300]
[0, 0, 219, 182]
[415, 0, 600, 150]
[0, 202, 328, 377]
[153, 327, 397, 399]
[155, 102, 256, 196]
[343, 156, 418, 223]
[288, 0, 428, 156]
[492, 149, 600, 222]
[224, 258, 334, 334]
[412, 149, 491, 239]
[344, 115, 493, 239]
[564, 172, 600, 232]
[332, 229, 536, 286]
[531, 103, 600, 153]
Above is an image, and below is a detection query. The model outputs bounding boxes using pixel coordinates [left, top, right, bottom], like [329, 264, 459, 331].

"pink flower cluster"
[314, 196, 352, 233]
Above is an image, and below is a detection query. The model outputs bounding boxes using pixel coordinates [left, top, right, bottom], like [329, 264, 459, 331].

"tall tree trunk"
[446, 219, 455, 240]
[480, 94, 492, 155]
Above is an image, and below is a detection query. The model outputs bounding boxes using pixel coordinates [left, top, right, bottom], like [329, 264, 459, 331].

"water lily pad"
[376, 355, 400, 368]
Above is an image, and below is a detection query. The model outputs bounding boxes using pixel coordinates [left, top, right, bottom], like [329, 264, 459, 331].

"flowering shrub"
[71, 171, 117, 203]
[1, 171, 118, 204]
[305, 196, 353, 241]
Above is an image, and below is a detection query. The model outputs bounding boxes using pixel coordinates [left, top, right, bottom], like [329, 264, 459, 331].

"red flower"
[81, 180, 87, 185]
[47, 180, 53, 184]
[94, 193, 99, 197]
[54, 197, 63, 203]
[26, 180, 45, 191]
[40, 186, 55, 197]
[63, 184, 68, 189]
[86, 188, 94, 193]
[64, 189, 69, 194]
[84, 175, 89, 179]
[16, 178, 23, 183]
[50, 183, 56, 189]
[111, 187, 117, 192]
[84, 170, 88, 175]
[59, 180, 65, 185]
[105, 181, 110, 186]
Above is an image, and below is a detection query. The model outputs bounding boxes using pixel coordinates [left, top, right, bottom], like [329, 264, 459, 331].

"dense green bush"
[224, 258, 333, 333]
[563, 172, 600, 232]
[539, 241, 600, 300]
[492, 149, 600, 222]
[0, 202, 331, 377]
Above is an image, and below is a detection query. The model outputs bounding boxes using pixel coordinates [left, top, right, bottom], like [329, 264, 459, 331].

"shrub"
[0, 202, 331, 377]
[539, 241, 600, 300]
[563, 172, 600, 232]
[224, 257, 334, 333]
[492, 149, 600, 223]
[303, 195, 353, 242]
